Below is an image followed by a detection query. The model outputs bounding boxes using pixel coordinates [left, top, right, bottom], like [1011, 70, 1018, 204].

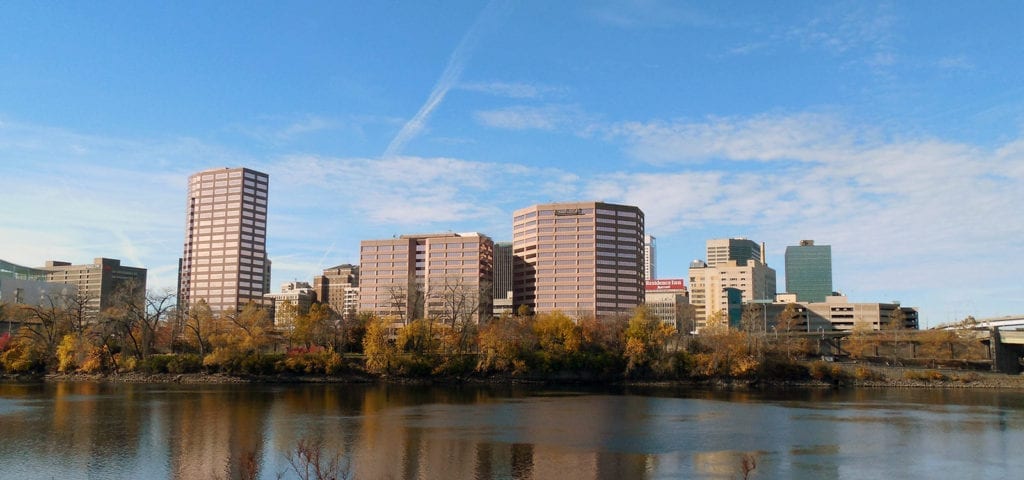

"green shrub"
[240, 354, 285, 375]
[140, 354, 175, 374]
[757, 357, 809, 381]
[395, 355, 435, 376]
[168, 354, 203, 374]
[280, 351, 346, 375]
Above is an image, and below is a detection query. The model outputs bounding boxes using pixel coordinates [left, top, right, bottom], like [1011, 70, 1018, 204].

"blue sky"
[2, 1, 1022, 326]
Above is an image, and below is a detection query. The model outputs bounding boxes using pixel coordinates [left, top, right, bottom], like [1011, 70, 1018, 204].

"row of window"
[193, 218, 267, 228]
[361, 254, 410, 260]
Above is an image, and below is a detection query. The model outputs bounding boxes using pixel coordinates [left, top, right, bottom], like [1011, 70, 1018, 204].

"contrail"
[382, 0, 511, 158]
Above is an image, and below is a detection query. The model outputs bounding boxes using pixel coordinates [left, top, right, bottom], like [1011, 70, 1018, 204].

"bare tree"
[283, 438, 349, 480]
[184, 300, 215, 358]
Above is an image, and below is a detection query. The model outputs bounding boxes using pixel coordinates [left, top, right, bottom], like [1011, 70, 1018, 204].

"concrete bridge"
[985, 329, 1024, 374]
[940, 315, 1024, 374]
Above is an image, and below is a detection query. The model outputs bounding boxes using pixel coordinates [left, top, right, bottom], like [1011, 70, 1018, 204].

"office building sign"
[646, 279, 685, 291]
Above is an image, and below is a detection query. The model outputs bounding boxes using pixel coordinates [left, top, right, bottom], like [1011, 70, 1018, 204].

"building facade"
[264, 281, 317, 327]
[178, 167, 270, 314]
[1, 259, 78, 334]
[689, 238, 776, 331]
[784, 240, 833, 302]
[644, 234, 657, 281]
[359, 233, 494, 324]
[492, 242, 514, 316]
[766, 295, 919, 332]
[643, 278, 688, 329]
[705, 238, 761, 268]
[313, 264, 359, 321]
[512, 201, 645, 319]
[42, 258, 147, 313]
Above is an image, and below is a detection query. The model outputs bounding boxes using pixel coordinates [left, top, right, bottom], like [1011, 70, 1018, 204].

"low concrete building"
[765, 295, 919, 332]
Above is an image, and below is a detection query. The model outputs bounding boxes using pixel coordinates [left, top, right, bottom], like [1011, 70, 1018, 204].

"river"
[0, 381, 1021, 479]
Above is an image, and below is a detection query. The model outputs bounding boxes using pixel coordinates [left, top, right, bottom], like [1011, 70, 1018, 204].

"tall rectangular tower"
[644, 234, 657, 281]
[512, 201, 645, 319]
[178, 167, 270, 314]
[784, 240, 832, 302]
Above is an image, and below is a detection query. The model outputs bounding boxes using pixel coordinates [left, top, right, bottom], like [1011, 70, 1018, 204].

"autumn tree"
[623, 306, 676, 376]
[532, 311, 582, 370]
[476, 313, 535, 374]
[20, 294, 74, 367]
[362, 315, 396, 374]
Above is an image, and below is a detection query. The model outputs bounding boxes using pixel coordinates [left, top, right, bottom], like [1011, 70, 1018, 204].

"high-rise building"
[492, 242, 514, 316]
[784, 240, 833, 302]
[42, 257, 147, 313]
[512, 201, 645, 319]
[178, 167, 270, 314]
[689, 238, 776, 331]
[313, 264, 359, 321]
[705, 238, 761, 267]
[359, 232, 493, 324]
[644, 234, 657, 281]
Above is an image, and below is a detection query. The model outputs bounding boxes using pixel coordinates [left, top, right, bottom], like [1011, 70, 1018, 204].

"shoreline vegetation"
[2, 294, 1015, 390]
[4, 362, 1022, 390]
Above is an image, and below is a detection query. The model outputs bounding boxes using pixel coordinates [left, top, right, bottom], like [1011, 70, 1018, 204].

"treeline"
[0, 288, 989, 381]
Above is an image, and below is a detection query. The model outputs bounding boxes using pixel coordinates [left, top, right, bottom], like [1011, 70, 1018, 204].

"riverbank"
[6, 363, 1022, 389]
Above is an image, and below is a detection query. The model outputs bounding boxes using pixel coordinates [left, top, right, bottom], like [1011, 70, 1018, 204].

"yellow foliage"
[362, 317, 396, 374]
[56, 334, 81, 373]
[533, 311, 581, 356]
[0, 337, 42, 373]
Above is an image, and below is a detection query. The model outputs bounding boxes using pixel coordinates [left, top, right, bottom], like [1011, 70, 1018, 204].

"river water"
[0, 381, 1021, 479]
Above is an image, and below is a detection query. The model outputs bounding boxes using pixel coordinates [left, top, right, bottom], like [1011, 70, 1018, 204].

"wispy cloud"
[474, 104, 590, 131]
[459, 81, 565, 99]
[610, 112, 855, 164]
[383, 0, 513, 158]
[589, 112, 1024, 317]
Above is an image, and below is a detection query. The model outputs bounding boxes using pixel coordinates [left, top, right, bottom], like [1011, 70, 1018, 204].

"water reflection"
[0, 382, 1023, 479]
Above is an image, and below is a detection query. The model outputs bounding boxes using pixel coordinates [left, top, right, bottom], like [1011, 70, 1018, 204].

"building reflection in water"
[2, 382, 1022, 479]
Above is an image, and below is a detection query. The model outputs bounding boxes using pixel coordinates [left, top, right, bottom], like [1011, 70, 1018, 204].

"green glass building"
[784, 240, 832, 302]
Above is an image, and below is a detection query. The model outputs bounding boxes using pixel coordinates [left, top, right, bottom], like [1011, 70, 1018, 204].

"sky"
[1, 1, 1022, 327]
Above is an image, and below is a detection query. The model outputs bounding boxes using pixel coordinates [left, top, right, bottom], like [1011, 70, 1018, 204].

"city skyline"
[2, 2, 1022, 326]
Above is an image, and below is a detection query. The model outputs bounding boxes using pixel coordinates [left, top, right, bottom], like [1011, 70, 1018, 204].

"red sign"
[645, 279, 685, 291]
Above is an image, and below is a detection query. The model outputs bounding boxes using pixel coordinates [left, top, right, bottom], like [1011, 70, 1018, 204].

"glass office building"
[784, 240, 832, 302]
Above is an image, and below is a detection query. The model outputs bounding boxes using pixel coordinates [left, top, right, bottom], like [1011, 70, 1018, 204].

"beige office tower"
[358, 232, 494, 324]
[178, 167, 270, 314]
[689, 238, 776, 331]
[512, 201, 645, 319]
